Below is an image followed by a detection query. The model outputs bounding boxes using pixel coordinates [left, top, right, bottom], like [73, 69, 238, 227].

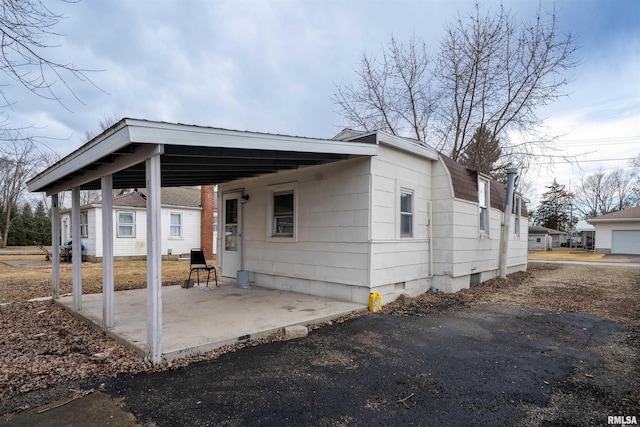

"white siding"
[60, 206, 201, 260]
[369, 145, 433, 300]
[594, 222, 640, 254]
[219, 157, 371, 302]
[430, 158, 528, 293]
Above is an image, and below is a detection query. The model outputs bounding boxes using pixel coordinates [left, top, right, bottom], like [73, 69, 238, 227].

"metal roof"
[27, 119, 379, 196]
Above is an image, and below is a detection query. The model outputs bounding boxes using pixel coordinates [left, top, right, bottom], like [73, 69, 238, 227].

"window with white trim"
[170, 212, 182, 237]
[513, 195, 521, 237]
[267, 183, 297, 240]
[478, 178, 489, 233]
[80, 210, 89, 238]
[117, 211, 135, 237]
[400, 190, 413, 237]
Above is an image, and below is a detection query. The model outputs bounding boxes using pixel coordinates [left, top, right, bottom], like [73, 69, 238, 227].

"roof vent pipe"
[499, 168, 518, 279]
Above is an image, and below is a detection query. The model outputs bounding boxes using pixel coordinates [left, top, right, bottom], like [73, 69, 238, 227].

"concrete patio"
[56, 280, 366, 361]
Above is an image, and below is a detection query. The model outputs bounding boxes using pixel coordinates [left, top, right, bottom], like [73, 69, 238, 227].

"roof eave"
[588, 218, 640, 223]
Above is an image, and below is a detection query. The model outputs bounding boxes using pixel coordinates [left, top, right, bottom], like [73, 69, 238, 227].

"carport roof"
[27, 119, 379, 196]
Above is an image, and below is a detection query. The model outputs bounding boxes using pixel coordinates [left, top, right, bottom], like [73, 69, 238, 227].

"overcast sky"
[6, 0, 640, 207]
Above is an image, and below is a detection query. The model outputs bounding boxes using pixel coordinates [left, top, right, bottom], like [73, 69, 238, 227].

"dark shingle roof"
[528, 226, 566, 235]
[588, 206, 640, 222]
[441, 155, 528, 217]
[113, 187, 201, 208]
[440, 154, 528, 217]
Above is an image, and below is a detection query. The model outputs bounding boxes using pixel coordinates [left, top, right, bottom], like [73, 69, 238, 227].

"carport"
[26, 119, 378, 363]
[56, 280, 364, 361]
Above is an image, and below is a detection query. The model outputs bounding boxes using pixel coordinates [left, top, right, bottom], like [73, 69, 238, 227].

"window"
[513, 196, 521, 237]
[267, 183, 297, 240]
[273, 191, 294, 236]
[170, 213, 182, 237]
[478, 178, 489, 233]
[80, 210, 88, 238]
[224, 198, 238, 251]
[400, 190, 413, 237]
[117, 211, 135, 237]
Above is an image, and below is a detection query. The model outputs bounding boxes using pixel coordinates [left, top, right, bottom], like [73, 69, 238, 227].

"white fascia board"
[43, 144, 164, 196]
[588, 218, 640, 223]
[28, 126, 132, 193]
[124, 119, 379, 156]
[348, 130, 439, 160]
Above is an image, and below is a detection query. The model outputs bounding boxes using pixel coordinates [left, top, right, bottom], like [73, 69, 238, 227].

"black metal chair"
[188, 248, 218, 287]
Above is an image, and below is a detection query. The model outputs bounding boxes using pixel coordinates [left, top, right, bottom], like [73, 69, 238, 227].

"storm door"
[221, 192, 242, 278]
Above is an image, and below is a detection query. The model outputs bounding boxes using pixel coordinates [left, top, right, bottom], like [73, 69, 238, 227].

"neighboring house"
[527, 226, 564, 250]
[60, 187, 213, 261]
[587, 206, 640, 255]
[575, 220, 596, 251]
[217, 129, 528, 299]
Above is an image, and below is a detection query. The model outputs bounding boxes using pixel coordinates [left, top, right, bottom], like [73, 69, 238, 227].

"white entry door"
[221, 192, 242, 278]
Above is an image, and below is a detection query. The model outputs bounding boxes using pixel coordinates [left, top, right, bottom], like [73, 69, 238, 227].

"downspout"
[499, 169, 518, 279]
[428, 200, 433, 278]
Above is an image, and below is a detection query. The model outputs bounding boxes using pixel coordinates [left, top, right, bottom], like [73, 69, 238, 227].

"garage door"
[612, 230, 640, 255]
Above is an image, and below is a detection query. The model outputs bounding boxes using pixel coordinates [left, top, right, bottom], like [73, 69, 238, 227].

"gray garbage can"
[236, 270, 250, 288]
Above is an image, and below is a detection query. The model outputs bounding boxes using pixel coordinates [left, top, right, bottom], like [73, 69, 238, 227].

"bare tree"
[575, 169, 612, 218]
[608, 168, 636, 211]
[333, 3, 578, 175]
[82, 112, 120, 142]
[0, 0, 97, 110]
[575, 167, 637, 218]
[630, 154, 640, 205]
[333, 35, 437, 143]
[63, 113, 122, 206]
[0, 135, 45, 247]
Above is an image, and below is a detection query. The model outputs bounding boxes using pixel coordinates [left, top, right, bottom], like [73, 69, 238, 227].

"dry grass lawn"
[0, 255, 209, 303]
[527, 248, 634, 262]
[1, 251, 638, 412]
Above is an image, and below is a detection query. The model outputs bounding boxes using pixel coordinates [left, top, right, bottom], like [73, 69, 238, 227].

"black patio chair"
[188, 248, 218, 288]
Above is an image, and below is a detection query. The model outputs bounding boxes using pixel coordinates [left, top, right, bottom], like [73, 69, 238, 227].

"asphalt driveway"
[7, 303, 637, 426]
[86, 304, 635, 426]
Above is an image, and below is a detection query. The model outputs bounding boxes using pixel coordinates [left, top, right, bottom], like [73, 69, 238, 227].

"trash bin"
[236, 270, 250, 288]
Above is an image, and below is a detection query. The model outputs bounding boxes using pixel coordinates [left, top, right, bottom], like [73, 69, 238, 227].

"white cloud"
[1, 0, 636, 207]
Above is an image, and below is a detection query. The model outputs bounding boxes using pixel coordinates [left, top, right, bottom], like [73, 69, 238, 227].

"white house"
[60, 187, 213, 261]
[26, 118, 528, 363]
[588, 206, 640, 255]
[527, 226, 567, 250]
[217, 129, 528, 301]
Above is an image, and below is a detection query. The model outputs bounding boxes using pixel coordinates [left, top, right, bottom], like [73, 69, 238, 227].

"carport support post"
[71, 186, 82, 311]
[51, 194, 60, 299]
[499, 169, 518, 279]
[146, 154, 163, 364]
[101, 175, 114, 330]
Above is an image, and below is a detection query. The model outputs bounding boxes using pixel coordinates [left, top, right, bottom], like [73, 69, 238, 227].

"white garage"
[612, 230, 640, 255]
[588, 206, 640, 255]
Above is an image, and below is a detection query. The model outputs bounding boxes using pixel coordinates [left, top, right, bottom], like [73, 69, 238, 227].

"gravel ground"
[1, 263, 638, 425]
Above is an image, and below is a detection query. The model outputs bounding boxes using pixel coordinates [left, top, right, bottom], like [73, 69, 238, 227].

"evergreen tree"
[7, 204, 30, 245]
[534, 179, 575, 232]
[459, 126, 502, 175]
[33, 200, 51, 245]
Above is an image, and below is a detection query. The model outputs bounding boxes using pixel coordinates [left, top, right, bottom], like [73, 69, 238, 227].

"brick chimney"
[200, 185, 215, 260]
